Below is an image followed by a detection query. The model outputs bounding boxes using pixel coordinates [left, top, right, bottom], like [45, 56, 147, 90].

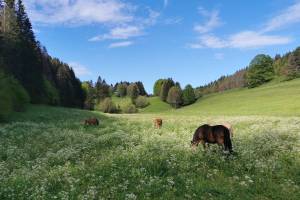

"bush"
[99, 98, 118, 113]
[122, 103, 138, 113]
[135, 96, 150, 108]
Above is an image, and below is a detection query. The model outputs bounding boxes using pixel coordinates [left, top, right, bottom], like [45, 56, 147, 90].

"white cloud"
[194, 8, 222, 34]
[24, 0, 134, 25]
[89, 8, 159, 46]
[69, 62, 92, 76]
[228, 31, 291, 48]
[89, 26, 143, 41]
[108, 41, 133, 48]
[263, 2, 300, 32]
[189, 32, 291, 49]
[189, 3, 297, 49]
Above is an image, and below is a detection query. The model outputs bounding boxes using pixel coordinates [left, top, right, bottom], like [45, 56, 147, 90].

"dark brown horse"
[84, 118, 99, 126]
[191, 124, 233, 153]
[154, 118, 163, 129]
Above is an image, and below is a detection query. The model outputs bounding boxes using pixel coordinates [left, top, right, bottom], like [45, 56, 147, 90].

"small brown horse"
[84, 118, 99, 126]
[154, 118, 163, 129]
[191, 124, 233, 153]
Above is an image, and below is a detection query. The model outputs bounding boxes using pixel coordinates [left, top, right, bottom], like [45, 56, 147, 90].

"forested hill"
[195, 48, 300, 98]
[0, 0, 85, 108]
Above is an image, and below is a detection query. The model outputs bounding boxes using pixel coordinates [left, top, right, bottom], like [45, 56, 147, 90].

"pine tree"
[135, 81, 147, 96]
[286, 47, 300, 79]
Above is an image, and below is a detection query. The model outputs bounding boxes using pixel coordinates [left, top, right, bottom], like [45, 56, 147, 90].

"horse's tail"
[224, 127, 233, 153]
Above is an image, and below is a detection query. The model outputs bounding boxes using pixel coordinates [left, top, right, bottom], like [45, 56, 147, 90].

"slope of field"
[140, 97, 172, 113]
[0, 105, 299, 199]
[177, 79, 300, 116]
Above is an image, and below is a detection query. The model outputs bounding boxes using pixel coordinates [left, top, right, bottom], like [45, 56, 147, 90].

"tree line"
[153, 78, 196, 108]
[195, 47, 300, 97]
[0, 0, 85, 120]
[82, 77, 148, 113]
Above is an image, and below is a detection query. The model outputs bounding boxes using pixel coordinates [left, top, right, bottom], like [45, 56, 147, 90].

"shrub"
[122, 103, 138, 113]
[182, 84, 196, 106]
[135, 96, 150, 108]
[99, 98, 118, 113]
[167, 86, 183, 108]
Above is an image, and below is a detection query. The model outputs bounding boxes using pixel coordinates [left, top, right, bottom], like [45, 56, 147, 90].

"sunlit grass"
[0, 105, 299, 199]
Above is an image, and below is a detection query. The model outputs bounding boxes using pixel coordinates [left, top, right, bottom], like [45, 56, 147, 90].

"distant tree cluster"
[0, 0, 85, 116]
[153, 78, 196, 108]
[81, 77, 148, 113]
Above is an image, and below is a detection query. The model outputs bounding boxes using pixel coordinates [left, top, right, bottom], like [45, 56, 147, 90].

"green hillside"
[140, 97, 172, 113]
[177, 79, 300, 116]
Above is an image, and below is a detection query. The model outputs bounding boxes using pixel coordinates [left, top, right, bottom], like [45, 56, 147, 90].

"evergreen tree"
[167, 86, 183, 108]
[246, 54, 274, 88]
[95, 76, 110, 102]
[160, 78, 174, 102]
[135, 81, 147, 96]
[182, 84, 196, 105]
[286, 47, 300, 79]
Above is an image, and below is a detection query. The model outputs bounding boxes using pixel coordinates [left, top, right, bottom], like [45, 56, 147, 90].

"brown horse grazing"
[191, 124, 233, 153]
[84, 118, 99, 126]
[154, 118, 163, 129]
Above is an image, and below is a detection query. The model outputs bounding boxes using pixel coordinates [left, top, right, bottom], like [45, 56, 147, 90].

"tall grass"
[0, 106, 299, 199]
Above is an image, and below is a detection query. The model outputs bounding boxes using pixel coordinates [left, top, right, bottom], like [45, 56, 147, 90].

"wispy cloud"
[108, 41, 133, 48]
[89, 26, 143, 41]
[263, 1, 300, 32]
[189, 32, 291, 49]
[189, 3, 297, 49]
[194, 7, 222, 34]
[69, 62, 92, 76]
[164, 17, 183, 25]
[24, 0, 134, 25]
[89, 8, 160, 48]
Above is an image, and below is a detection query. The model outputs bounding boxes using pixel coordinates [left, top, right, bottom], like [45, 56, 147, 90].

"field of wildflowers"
[0, 105, 299, 199]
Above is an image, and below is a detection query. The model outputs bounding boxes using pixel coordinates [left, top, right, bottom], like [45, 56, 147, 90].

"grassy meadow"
[0, 102, 299, 199]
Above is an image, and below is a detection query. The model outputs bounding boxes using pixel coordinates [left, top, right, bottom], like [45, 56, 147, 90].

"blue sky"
[24, 0, 300, 93]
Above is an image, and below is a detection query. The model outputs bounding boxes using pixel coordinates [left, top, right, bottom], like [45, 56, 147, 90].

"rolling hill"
[140, 79, 300, 116]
